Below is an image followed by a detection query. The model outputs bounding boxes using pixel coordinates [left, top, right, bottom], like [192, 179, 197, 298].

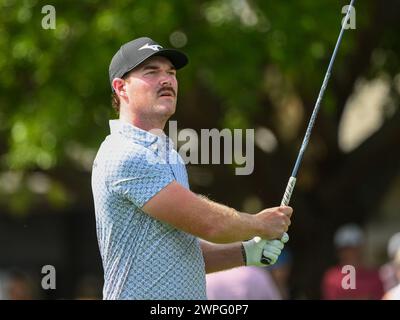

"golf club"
[261, 0, 356, 264]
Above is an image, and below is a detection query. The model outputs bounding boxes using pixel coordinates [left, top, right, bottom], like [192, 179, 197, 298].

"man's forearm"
[143, 181, 291, 243]
[144, 182, 261, 243]
[200, 240, 245, 274]
[197, 195, 259, 243]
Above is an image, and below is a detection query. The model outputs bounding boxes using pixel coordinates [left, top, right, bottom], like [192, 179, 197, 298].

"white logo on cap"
[139, 43, 163, 51]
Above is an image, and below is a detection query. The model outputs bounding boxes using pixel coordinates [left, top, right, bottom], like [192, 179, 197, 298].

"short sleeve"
[108, 146, 175, 208]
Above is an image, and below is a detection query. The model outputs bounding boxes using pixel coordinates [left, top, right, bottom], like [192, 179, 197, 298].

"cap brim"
[152, 49, 188, 70]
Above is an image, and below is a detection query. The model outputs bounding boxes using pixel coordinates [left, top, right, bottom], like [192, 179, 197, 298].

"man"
[91, 37, 293, 300]
[382, 248, 400, 300]
[379, 232, 400, 292]
[321, 224, 384, 299]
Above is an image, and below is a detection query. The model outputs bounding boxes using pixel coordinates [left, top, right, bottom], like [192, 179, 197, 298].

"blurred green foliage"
[0, 0, 398, 214]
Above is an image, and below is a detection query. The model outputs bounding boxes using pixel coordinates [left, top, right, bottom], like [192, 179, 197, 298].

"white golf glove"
[242, 233, 289, 267]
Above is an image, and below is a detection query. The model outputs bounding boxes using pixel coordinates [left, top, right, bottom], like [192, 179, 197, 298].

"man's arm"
[142, 181, 292, 243]
[200, 240, 244, 274]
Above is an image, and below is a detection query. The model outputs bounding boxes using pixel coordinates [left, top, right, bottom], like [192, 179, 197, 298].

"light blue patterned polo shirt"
[91, 120, 206, 300]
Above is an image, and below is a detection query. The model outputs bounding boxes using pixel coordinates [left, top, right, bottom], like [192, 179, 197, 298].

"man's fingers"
[264, 244, 281, 256]
[262, 251, 278, 265]
[281, 232, 289, 243]
[268, 239, 284, 249]
[253, 237, 266, 249]
[283, 223, 289, 233]
[280, 215, 290, 225]
[279, 206, 293, 218]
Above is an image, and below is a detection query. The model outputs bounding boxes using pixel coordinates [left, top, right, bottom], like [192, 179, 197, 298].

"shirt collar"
[109, 119, 175, 149]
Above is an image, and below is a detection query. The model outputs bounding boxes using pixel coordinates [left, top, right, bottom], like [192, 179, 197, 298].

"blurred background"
[0, 0, 399, 299]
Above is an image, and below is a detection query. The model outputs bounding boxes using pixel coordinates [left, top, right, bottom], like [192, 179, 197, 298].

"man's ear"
[112, 78, 127, 97]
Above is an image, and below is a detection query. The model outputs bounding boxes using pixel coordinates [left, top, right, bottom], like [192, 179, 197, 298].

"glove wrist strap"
[240, 243, 247, 265]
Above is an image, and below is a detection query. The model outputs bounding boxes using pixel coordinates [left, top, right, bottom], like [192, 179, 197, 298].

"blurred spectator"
[269, 248, 293, 299]
[206, 266, 282, 300]
[379, 232, 400, 292]
[75, 274, 102, 300]
[321, 223, 384, 299]
[382, 249, 400, 300]
[5, 270, 37, 300]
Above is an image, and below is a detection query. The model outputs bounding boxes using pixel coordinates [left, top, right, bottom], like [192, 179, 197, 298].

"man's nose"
[160, 78, 171, 87]
[160, 73, 175, 86]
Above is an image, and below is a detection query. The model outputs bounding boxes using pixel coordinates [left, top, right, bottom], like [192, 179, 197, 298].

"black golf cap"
[109, 37, 188, 90]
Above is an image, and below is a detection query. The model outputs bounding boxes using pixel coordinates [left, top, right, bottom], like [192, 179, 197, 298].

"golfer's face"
[126, 56, 178, 118]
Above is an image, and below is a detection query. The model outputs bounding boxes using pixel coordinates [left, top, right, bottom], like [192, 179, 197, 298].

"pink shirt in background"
[322, 265, 384, 300]
[206, 266, 282, 300]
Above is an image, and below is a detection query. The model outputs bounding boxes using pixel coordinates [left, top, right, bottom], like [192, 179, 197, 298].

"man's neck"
[119, 113, 166, 135]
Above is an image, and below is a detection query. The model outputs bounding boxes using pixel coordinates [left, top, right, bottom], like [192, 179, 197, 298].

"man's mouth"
[158, 89, 175, 97]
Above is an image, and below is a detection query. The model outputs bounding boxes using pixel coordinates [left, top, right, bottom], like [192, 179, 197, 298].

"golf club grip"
[260, 177, 297, 265]
[281, 176, 297, 206]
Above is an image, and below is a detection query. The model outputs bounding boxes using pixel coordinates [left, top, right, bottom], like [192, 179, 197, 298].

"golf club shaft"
[281, 0, 355, 206]
[261, 0, 356, 264]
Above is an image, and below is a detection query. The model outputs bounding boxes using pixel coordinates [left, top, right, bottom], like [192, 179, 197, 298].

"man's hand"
[242, 233, 289, 267]
[254, 206, 293, 240]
